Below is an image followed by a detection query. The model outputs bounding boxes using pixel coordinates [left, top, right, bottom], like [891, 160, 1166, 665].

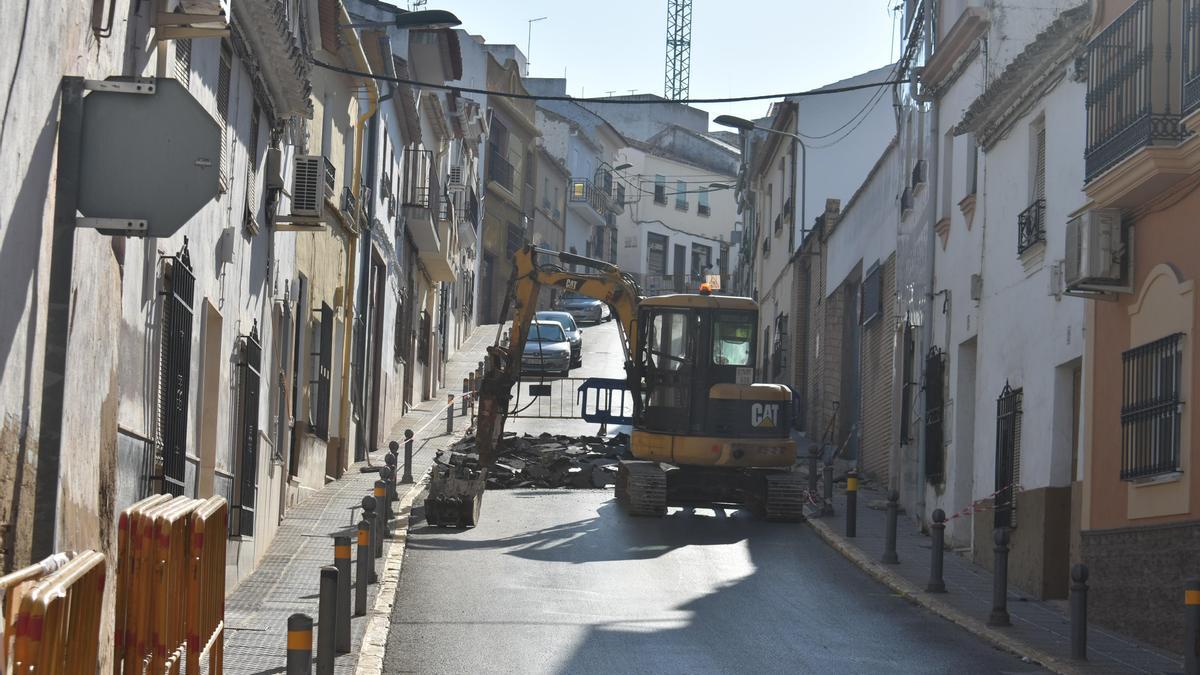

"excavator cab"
[630, 295, 795, 467]
[618, 294, 804, 521]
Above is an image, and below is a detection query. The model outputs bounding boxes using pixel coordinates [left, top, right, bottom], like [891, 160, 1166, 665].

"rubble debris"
[431, 432, 631, 490]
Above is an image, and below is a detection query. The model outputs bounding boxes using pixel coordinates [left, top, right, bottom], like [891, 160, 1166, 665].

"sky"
[418, 0, 902, 128]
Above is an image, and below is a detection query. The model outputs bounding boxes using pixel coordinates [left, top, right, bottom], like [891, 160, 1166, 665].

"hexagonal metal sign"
[77, 77, 220, 237]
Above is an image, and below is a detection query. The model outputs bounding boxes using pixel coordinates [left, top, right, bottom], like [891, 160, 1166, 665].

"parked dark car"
[536, 311, 583, 367]
[554, 291, 611, 324]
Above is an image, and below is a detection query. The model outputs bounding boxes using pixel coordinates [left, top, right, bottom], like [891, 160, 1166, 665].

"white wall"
[825, 143, 900, 296]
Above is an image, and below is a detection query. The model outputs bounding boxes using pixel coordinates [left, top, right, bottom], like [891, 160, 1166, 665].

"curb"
[805, 515, 1085, 675]
[354, 475, 428, 675]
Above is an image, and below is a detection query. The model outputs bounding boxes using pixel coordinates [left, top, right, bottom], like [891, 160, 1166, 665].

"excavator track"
[762, 472, 807, 522]
[615, 461, 667, 517]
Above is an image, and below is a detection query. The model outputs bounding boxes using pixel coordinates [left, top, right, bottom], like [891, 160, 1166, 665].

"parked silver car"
[520, 321, 572, 376]
[554, 291, 611, 324]
[536, 311, 583, 367]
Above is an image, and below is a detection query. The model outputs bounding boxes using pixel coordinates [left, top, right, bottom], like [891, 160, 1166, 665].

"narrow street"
[383, 321, 1043, 674]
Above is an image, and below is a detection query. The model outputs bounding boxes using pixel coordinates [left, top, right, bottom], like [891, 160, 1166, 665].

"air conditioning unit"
[448, 165, 465, 191]
[264, 148, 285, 190]
[1065, 208, 1129, 293]
[291, 155, 327, 218]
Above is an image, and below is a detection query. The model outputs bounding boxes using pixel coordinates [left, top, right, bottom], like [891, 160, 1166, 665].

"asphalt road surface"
[385, 320, 1043, 674]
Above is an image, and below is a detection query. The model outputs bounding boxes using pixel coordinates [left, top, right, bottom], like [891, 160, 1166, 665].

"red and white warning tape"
[943, 483, 1023, 523]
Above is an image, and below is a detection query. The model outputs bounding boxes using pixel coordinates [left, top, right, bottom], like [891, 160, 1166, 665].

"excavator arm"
[425, 245, 643, 527]
[478, 245, 642, 466]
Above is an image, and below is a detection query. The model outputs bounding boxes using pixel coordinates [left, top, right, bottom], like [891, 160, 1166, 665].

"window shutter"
[1034, 127, 1046, 201]
[245, 102, 261, 230]
[174, 39, 191, 86]
[218, 46, 232, 192]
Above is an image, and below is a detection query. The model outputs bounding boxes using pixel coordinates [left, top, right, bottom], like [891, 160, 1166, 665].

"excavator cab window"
[711, 313, 754, 366]
[638, 309, 697, 433]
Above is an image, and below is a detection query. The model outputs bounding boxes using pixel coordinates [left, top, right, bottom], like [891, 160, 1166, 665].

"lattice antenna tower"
[409, 0, 428, 9]
[664, 0, 692, 100]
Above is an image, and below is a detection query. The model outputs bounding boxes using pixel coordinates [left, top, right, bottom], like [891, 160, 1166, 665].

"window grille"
[1121, 333, 1185, 479]
[234, 324, 262, 536]
[924, 347, 946, 482]
[157, 239, 195, 497]
[313, 303, 333, 440]
[861, 263, 882, 324]
[994, 383, 1023, 529]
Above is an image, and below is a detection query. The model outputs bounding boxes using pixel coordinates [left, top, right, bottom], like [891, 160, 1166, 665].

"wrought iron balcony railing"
[402, 147, 433, 209]
[1183, 0, 1200, 114]
[569, 178, 609, 219]
[698, 204, 711, 216]
[1017, 198, 1045, 254]
[322, 156, 336, 196]
[1085, 0, 1187, 181]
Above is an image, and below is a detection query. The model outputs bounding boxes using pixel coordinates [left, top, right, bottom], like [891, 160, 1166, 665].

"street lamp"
[715, 114, 807, 241]
[340, 9, 462, 29]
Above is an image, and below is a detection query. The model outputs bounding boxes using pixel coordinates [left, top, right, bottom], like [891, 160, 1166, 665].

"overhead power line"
[311, 58, 908, 105]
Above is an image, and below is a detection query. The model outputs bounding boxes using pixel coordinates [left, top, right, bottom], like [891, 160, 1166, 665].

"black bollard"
[821, 463, 835, 516]
[384, 453, 398, 503]
[361, 496, 379, 575]
[845, 470, 858, 538]
[355, 519, 371, 613]
[1071, 564, 1089, 661]
[1186, 578, 1200, 675]
[378, 467, 394, 535]
[286, 613, 312, 675]
[317, 566, 337, 673]
[446, 394, 455, 434]
[463, 378, 470, 415]
[402, 429, 414, 484]
[374, 480, 387, 557]
[926, 508, 946, 592]
[333, 536, 351, 653]
[882, 490, 900, 565]
[988, 527, 1012, 627]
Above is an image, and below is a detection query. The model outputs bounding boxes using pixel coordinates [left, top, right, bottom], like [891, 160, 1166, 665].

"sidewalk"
[806, 487, 1184, 674]
[221, 327, 493, 674]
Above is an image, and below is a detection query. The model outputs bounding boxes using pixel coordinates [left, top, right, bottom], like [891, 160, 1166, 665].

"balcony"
[698, 203, 711, 217]
[1085, 0, 1187, 182]
[1017, 199, 1045, 254]
[322, 156, 335, 197]
[402, 148, 451, 280]
[234, 0, 310, 116]
[487, 144, 515, 193]
[568, 178, 610, 226]
[419, 207, 455, 283]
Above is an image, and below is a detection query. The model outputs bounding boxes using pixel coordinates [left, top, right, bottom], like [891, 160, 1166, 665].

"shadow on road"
[400, 493, 1044, 674]
[408, 499, 761, 565]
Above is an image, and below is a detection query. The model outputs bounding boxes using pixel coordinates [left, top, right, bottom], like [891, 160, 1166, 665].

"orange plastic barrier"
[2, 550, 106, 674]
[114, 494, 227, 675]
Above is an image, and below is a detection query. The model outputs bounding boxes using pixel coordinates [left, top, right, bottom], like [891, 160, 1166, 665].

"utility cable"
[311, 57, 908, 105]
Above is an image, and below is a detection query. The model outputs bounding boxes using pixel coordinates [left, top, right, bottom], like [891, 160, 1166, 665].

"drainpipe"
[335, 6, 379, 473]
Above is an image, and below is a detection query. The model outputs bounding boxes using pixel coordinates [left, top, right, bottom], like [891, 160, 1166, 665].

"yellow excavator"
[424, 245, 804, 526]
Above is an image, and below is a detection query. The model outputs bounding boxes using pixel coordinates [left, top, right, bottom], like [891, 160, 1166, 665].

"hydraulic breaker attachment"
[425, 458, 486, 527]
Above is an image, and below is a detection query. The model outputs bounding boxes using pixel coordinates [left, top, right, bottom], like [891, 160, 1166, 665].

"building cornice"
[956, 3, 1090, 149]
[922, 8, 989, 91]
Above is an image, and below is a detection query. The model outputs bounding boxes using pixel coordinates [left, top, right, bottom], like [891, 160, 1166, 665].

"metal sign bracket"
[77, 217, 149, 236]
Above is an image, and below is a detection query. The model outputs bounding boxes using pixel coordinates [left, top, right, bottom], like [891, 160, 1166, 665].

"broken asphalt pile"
[433, 431, 632, 489]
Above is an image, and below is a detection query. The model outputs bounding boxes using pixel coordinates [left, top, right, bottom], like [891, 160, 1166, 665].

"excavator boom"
[425, 246, 642, 527]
